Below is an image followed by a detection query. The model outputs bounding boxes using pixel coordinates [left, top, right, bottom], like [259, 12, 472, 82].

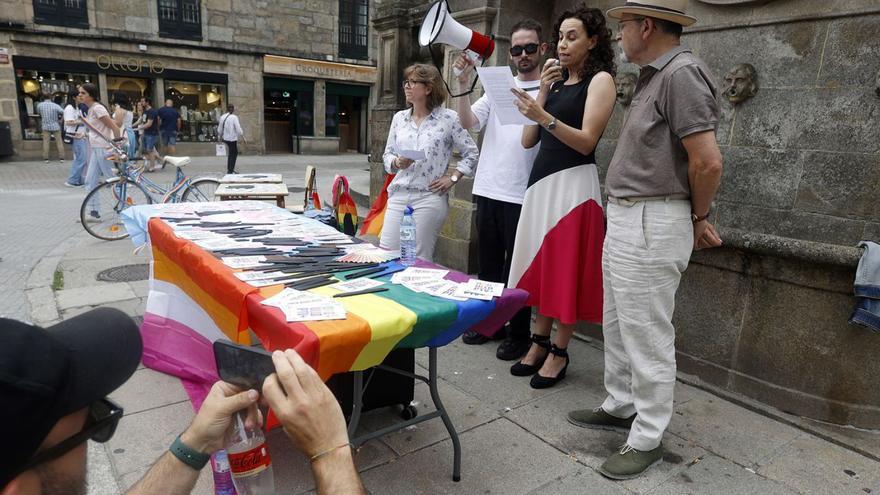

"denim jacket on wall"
[850, 240, 880, 332]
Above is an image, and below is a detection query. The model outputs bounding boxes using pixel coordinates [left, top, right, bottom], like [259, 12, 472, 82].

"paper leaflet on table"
[332, 278, 385, 293]
[453, 279, 505, 300]
[260, 288, 347, 322]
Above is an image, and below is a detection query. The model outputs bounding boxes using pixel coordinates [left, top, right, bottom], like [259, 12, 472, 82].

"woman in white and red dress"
[509, 5, 617, 388]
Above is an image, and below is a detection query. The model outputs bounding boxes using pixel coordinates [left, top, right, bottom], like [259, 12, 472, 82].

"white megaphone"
[419, 0, 495, 76]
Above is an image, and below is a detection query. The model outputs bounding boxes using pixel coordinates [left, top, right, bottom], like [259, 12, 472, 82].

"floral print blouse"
[382, 106, 479, 194]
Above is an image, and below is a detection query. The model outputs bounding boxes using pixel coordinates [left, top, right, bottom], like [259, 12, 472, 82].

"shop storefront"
[10, 54, 228, 156]
[262, 55, 376, 155]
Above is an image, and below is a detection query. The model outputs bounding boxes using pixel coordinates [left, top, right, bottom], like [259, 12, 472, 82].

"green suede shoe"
[567, 407, 636, 432]
[599, 444, 663, 480]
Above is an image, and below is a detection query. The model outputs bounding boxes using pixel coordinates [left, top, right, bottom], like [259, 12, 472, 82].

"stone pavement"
[21, 228, 880, 494]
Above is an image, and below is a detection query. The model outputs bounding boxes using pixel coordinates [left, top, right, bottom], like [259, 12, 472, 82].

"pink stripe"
[140, 312, 219, 387]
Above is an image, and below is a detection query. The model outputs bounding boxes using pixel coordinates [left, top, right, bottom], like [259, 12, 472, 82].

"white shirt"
[63, 104, 81, 134]
[218, 113, 243, 142]
[86, 103, 113, 149]
[468, 77, 540, 204]
[382, 107, 478, 195]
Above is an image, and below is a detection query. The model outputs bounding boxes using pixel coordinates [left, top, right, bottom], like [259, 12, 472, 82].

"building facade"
[0, 0, 379, 159]
[370, 0, 880, 432]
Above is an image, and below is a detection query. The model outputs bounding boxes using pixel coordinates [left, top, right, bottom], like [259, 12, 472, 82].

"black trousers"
[474, 195, 532, 339]
[224, 140, 238, 173]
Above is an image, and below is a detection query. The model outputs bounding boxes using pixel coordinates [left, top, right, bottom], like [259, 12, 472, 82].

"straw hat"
[606, 0, 697, 27]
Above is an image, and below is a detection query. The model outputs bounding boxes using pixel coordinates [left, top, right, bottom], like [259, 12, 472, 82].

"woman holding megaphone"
[507, 5, 617, 389]
[380, 64, 479, 262]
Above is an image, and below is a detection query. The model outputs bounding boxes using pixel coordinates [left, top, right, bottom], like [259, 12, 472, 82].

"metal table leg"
[347, 347, 462, 482]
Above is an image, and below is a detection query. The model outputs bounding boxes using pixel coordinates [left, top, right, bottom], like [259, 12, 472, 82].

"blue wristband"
[169, 435, 210, 470]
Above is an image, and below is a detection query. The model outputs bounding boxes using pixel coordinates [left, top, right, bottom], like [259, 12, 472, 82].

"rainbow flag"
[358, 173, 394, 236]
[126, 204, 528, 409]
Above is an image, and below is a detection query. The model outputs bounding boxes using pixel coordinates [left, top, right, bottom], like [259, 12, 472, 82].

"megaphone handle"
[453, 49, 481, 77]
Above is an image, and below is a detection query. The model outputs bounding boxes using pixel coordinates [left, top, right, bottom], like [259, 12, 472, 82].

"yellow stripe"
[312, 286, 417, 370]
[152, 248, 243, 342]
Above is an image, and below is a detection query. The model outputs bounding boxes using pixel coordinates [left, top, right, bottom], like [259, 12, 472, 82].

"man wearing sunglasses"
[1, 308, 364, 494]
[455, 19, 548, 362]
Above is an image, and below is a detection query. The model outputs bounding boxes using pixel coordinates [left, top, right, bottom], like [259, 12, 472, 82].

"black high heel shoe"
[510, 334, 550, 376]
[530, 344, 569, 389]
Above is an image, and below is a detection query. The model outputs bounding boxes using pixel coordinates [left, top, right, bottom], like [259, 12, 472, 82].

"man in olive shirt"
[567, 0, 723, 480]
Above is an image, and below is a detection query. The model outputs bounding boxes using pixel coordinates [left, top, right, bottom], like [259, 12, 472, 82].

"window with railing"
[157, 0, 201, 41]
[339, 0, 368, 60]
[33, 0, 89, 28]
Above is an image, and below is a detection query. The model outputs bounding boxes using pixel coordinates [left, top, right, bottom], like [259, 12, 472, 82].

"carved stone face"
[722, 63, 758, 104]
[615, 73, 637, 106]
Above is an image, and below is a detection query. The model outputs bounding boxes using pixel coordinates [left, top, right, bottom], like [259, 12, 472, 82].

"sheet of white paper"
[332, 278, 385, 293]
[221, 256, 268, 269]
[453, 278, 504, 300]
[399, 149, 427, 161]
[475, 66, 535, 126]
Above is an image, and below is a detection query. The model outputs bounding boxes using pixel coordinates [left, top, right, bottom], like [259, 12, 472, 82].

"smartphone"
[213, 339, 276, 390]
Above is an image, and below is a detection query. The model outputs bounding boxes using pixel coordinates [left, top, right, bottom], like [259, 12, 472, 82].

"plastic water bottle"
[227, 412, 275, 494]
[400, 205, 417, 266]
[210, 450, 237, 495]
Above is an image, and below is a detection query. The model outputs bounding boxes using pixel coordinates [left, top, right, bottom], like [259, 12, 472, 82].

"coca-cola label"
[228, 443, 271, 477]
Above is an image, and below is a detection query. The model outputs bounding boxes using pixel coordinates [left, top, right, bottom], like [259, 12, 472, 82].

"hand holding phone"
[214, 339, 276, 391]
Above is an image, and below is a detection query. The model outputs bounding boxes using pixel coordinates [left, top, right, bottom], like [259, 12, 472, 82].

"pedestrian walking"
[454, 19, 547, 361]
[218, 104, 246, 174]
[566, 0, 723, 480]
[80, 83, 122, 222]
[508, 5, 617, 389]
[37, 94, 65, 163]
[63, 89, 87, 187]
[111, 92, 136, 160]
[157, 98, 181, 156]
[135, 97, 161, 171]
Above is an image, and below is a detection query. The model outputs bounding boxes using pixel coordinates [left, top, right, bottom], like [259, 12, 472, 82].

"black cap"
[0, 308, 143, 486]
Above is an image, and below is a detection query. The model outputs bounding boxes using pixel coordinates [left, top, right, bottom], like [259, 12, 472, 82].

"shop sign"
[0, 48, 8, 64]
[96, 54, 164, 74]
[263, 55, 376, 84]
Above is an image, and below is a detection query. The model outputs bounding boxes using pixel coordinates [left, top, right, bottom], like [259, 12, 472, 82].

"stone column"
[314, 80, 326, 137]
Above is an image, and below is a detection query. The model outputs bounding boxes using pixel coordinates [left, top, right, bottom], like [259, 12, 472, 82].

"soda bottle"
[210, 450, 236, 495]
[399, 205, 417, 267]
[227, 412, 275, 494]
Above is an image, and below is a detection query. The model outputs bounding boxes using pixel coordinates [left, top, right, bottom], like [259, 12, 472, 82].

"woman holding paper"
[380, 64, 479, 262]
[506, 6, 617, 388]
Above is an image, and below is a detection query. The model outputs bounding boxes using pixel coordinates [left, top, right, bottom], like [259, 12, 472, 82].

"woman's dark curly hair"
[551, 4, 616, 80]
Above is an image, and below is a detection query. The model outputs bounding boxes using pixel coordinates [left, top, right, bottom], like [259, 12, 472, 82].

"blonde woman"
[380, 64, 479, 262]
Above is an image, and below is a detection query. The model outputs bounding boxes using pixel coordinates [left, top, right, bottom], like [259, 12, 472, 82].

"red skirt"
[507, 164, 604, 325]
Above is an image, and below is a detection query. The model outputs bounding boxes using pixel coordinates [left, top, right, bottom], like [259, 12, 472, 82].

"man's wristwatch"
[449, 174, 459, 184]
[543, 116, 557, 131]
[691, 211, 710, 223]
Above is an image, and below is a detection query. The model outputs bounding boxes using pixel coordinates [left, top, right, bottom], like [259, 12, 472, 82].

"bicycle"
[80, 154, 220, 241]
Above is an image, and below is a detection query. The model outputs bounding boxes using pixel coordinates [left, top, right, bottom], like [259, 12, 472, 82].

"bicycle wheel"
[181, 178, 221, 202]
[80, 178, 153, 241]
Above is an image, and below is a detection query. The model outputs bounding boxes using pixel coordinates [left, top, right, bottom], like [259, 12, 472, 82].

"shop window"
[157, 0, 201, 41]
[33, 0, 89, 29]
[164, 80, 226, 142]
[107, 76, 153, 108]
[339, 0, 368, 60]
[16, 70, 95, 140]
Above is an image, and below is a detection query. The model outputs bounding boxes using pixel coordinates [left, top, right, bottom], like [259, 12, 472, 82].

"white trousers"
[600, 199, 693, 451]
[379, 189, 449, 263]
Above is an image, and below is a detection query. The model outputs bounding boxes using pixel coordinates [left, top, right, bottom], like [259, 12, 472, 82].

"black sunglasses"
[19, 398, 123, 474]
[509, 43, 539, 56]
